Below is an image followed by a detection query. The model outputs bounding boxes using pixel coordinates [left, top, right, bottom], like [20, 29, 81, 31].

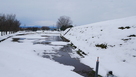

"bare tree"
[0, 14, 20, 36]
[56, 16, 72, 30]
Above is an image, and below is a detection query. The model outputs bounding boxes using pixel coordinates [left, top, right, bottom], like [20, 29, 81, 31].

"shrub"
[95, 43, 107, 49]
[76, 49, 87, 57]
[122, 38, 131, 42]
[118, 26, 131, 30]
[69, 43, 77, 49]
[128, 34, 136, 37]
[125, 26, 130, 29]
[118, 27, 125, 30]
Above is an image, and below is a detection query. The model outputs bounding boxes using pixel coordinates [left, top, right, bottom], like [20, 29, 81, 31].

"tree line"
[0, 14, 73, 36]
[20, 26, 51, 31]
[0, 14, 21, 36]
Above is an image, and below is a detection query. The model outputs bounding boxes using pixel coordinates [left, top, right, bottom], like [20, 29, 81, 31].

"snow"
[63, 16, 136, 77]
[0, 31, 82, 77]
[1, 16, 136, 77]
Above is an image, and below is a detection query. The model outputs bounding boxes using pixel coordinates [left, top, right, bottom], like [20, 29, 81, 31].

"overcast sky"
[1, 0, 136, 26]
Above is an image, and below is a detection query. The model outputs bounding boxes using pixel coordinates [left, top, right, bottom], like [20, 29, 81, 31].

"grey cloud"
[1, 0, 136, 26]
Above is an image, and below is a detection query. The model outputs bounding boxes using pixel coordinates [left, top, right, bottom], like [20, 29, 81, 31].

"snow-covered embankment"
[62, 16, 136, 77]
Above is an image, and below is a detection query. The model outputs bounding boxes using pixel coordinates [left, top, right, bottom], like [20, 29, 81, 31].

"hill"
[63, 16, 136, 77]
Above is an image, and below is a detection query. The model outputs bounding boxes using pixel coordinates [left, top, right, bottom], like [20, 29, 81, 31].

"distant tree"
[41, 26, 50, 31]
[56, 16, 73, 31]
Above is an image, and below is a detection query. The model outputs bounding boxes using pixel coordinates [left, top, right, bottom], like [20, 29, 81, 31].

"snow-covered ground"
[0, 32, 14, 41]
[63, 16, 136, 77]
[1, 16, 136, 77]
[0, 31, 82, 77]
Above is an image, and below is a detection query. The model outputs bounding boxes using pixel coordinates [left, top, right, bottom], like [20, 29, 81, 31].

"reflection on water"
[45, 36, 63, 41]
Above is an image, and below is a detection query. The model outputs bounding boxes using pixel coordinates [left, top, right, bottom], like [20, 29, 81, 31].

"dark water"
[41, 36, 94, 77]
[53, 45, 93, 77]
[45, 36, 63, 41]
[12, 35, 94, 77]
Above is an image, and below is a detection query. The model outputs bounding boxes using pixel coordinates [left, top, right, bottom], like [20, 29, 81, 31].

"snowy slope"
[63, 16, 136, 77]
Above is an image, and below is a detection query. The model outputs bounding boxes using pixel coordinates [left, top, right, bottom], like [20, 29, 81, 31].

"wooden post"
[95, 57, 99, 77]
